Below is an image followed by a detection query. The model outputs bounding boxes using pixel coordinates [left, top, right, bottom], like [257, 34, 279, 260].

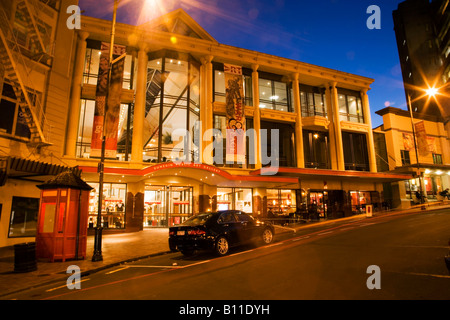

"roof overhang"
[0, 157, 82, 186]
[250, 167, 413, 183]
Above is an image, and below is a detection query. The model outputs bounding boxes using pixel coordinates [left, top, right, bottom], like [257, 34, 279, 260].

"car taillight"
[188, 229, 206, 236]
[169, 231, 175, 236]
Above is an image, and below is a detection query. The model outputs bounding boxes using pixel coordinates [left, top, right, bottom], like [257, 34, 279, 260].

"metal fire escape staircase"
[0, 0, 53, 148]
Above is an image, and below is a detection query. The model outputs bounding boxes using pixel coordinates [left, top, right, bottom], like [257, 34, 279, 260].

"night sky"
[78, 0, 408, 129]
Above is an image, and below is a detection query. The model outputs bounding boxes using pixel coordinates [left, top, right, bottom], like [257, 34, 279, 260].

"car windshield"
[182, 213, 213, 226]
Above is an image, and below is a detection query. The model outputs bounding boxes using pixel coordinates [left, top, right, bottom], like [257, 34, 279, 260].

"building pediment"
[139, 8, 217, 43]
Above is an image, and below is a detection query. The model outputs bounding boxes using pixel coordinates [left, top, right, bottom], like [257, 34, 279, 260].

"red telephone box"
[36, 171, 93, 262]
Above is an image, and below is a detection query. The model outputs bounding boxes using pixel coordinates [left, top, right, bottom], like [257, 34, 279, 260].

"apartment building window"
[258, 72, 293, 112]
[433, 153, 443, 165]
[299, 85, 327, 118]
[213, 62, 253, 106]
[342, 131, 369, 171]
[303, 130, 330, 169]
[401, 150, 411, 165]
[0, 82, 32, 139]
[338, 89, 364, 123]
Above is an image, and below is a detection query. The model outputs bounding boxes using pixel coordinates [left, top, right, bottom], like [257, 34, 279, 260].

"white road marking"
[45, 278, 90, 292]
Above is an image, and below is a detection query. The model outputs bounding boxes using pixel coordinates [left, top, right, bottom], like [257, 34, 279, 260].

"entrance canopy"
[78, 162, 300, 188]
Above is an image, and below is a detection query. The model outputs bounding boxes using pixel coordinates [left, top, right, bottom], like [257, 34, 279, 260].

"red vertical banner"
[414, 121, 429, 157]
[224, 64, 245, 164]
[90, 42, 126, 158]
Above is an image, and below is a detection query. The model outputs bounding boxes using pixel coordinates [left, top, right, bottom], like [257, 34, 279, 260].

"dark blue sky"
[79, 0, 408, 128]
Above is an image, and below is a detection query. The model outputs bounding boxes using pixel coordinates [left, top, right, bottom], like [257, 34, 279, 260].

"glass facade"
[142, 54, 200, 163]
[338, 90, 364, 123]
[76, 100, 131, 159]
[260, 120, 296, 167]
[342, 131, 370, 171]
[259, 74, 293, 112]
[213, 63, 253, 106]
[83, 47, 133, 89]
[300, 85, 327, 118]
[303, 130, 330, 169]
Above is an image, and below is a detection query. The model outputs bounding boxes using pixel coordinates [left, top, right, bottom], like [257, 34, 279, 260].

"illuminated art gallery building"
[0, 4, 412, 246]
[64, 9, 411, 232]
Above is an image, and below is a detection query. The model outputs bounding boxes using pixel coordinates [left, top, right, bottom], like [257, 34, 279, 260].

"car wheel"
[261, 228, 274, 245]
[215, 236, 229, 256]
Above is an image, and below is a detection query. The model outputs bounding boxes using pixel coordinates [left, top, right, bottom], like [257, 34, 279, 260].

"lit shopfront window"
[88, 183, 126, 229]
[144, 185, 193, 227]
[217, 188, 253, 214]
[267, 189, 296, 216]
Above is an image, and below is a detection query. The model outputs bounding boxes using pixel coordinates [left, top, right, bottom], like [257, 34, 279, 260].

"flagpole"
[92, 0, 119, 262]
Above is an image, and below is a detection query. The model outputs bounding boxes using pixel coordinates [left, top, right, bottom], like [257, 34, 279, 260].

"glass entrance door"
[144, 185, 193, 227]
[309, 191, 328, 218]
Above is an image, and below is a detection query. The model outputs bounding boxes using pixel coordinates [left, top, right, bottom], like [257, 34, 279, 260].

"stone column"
[325, 86, 338, 170]
[292, 73, 304, 168]
[330, 82, 345, 171]
[251, 64, 262, 169]
[361, 89, 377, 173]
[65, 31, 89, 157]
[201, 55, 214, 165]
[131, 45, 148, 163]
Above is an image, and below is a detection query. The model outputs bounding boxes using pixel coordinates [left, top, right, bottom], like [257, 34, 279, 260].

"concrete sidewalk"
[1, 202, 449, 298]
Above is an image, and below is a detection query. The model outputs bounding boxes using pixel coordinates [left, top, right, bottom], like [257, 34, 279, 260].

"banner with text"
[224, 64, 246, 163]
[414, 121, 429, 157]
[91, 42, 126, 158]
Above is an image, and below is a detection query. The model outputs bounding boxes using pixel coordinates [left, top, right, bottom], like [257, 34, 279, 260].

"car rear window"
[235, 212, 254, 222]
[183, 213, 213, 226]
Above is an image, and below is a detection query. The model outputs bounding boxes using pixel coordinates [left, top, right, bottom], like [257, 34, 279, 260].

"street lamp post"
[407, 93, 425, 208]
[92, 0, 120, 262]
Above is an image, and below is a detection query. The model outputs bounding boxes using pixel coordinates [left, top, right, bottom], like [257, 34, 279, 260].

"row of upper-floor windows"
[82, 45, 365, 124]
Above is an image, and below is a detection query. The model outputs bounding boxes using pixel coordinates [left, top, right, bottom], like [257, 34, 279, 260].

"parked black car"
[169, 210, 275, 256]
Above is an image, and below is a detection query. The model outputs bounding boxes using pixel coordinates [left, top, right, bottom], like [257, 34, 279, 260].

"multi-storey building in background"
[391, 0, 450, 208]
[0, 1, 412, 248]
[393, 0, 450, 122]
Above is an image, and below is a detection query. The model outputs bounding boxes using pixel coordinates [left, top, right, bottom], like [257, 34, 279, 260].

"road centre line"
[292, 236, 310, 241]
[106, 267, 129, 274]
[317, 231, 333, 236]
[45, 278, 90, 292]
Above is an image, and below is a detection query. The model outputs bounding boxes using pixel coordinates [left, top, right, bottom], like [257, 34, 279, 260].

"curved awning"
[78, 162, 300, 188]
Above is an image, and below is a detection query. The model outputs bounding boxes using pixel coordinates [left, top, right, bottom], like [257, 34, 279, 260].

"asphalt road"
[5, 209, 450, 302]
